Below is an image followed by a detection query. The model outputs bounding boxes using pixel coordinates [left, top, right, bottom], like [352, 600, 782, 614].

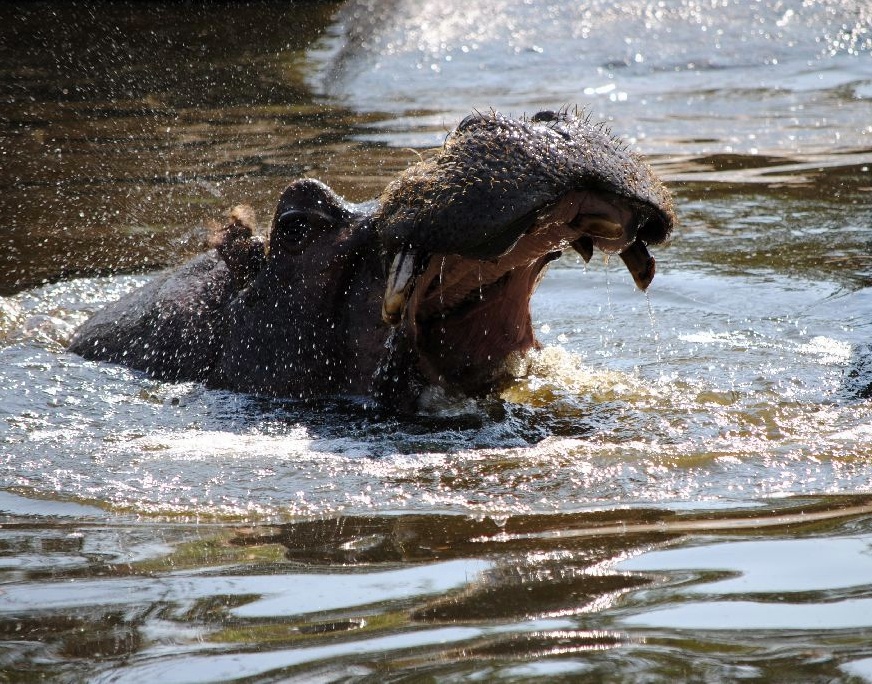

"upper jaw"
[373, 110, 675, 262]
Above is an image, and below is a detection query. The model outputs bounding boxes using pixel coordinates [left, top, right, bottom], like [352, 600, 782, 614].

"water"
[2, 0, 872, 680]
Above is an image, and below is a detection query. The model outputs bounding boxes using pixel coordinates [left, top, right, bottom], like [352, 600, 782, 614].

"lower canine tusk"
[382, 248, 418, 325]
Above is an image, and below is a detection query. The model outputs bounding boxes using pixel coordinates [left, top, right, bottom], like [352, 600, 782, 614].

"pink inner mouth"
[395, 189, 648, 392]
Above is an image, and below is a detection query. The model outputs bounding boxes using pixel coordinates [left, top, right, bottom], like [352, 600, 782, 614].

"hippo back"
[68, 252, 235, 382]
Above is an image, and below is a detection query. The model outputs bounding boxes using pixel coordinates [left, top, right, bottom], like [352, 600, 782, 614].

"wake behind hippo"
[69, 110, 675, 411]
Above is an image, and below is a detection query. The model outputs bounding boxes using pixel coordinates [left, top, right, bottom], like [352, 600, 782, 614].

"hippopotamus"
[69, 110, 675, 411]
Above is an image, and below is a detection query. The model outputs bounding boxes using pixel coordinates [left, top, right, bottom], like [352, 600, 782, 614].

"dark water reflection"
[3, 0, 872, 680]
[5, 493, 872, 680]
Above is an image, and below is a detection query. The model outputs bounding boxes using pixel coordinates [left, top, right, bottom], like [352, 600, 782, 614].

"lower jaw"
[410, 266, 543, 390]
[414, 316, 536, 395]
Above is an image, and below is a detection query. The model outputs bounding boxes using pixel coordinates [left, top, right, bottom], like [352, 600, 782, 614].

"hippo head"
[369, 110, 674, 405]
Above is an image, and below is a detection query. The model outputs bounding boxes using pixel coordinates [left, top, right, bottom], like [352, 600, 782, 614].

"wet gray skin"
[68, 110, 675, 411]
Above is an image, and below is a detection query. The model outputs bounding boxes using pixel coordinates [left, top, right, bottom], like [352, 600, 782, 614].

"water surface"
[2, 0, 872, 680]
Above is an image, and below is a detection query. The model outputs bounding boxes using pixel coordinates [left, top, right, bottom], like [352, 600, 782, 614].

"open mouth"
[380, 188, 659, 393]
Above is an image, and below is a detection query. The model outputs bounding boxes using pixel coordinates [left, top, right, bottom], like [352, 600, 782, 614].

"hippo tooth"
[571, 235, 594, 263]
[382, 248, 418, 325]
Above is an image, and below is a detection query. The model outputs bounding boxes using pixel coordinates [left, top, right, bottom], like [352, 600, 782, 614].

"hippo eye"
[271, 209, 315, 254]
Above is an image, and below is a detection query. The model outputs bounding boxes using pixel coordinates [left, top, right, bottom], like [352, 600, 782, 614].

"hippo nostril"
[457, 112, 486, 132]
[531, 110, 559, 122]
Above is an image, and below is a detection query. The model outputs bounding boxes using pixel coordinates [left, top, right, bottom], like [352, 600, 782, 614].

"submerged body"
[69, 110, 674, 410]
